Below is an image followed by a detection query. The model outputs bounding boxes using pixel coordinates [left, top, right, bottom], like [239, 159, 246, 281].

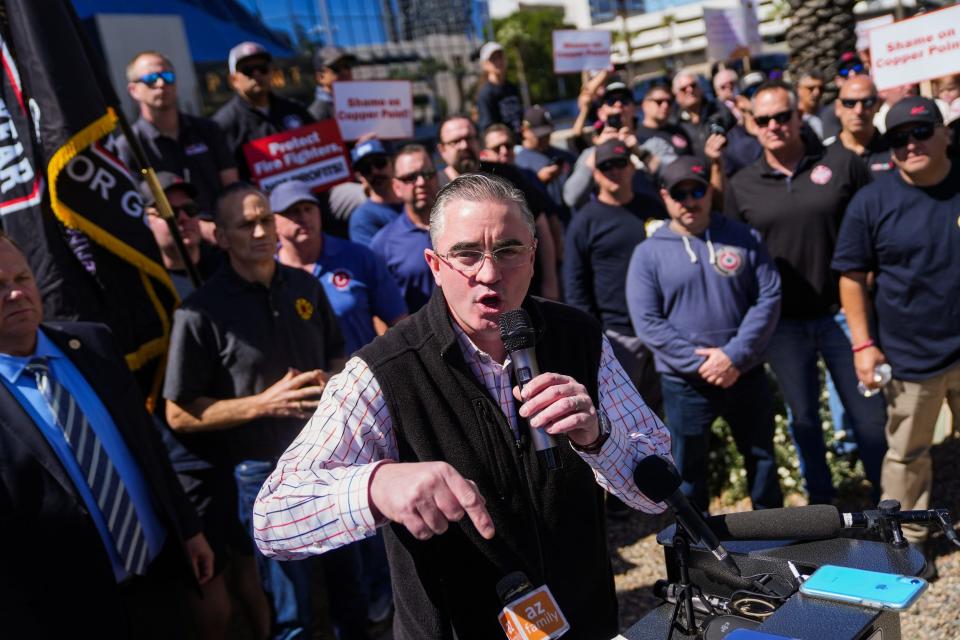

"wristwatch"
[571, 411, 611, 454]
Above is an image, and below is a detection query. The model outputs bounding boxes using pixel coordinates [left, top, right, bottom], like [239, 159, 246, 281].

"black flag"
[0, 1, 177, 404]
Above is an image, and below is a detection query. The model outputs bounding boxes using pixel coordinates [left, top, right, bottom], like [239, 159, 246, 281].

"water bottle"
[858, 363, 892, 398]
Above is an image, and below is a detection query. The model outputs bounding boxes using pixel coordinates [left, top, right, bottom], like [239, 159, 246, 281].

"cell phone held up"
[605, 113, 623, 130]
[799, 565, 927, 611]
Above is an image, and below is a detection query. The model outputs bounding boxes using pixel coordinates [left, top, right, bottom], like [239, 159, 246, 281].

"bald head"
[839, 75, 877, 99]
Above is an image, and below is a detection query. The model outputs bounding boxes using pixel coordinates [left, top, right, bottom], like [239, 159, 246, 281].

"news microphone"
[496, 571, 534, 605]
[499, 309, 560, 470]
[705, 505, 844, 541]
[634, 455, 744, 579]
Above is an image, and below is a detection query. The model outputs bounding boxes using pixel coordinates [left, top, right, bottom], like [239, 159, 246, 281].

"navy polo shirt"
[832, 163, 960, 381]
[370, 211, 434, 313]
[348, 200, 403, 246]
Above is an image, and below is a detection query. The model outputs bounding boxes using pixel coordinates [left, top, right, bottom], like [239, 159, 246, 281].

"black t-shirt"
[825, 132, 894, 175]
[115, 113, 236, 215]
[563, 196, 662, 334]
[213, 93, 315, 180]
[832, 162, 960, 381]
[476, 81, 523, 136]
[163, 262, 344, 465]
[725, 141, 871, 318]
[636, 123, 694, 157]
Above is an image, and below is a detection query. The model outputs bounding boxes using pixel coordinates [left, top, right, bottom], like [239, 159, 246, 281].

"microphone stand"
[666, 529, 714, 640]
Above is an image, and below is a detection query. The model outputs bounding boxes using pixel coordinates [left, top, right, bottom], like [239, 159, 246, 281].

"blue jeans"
[235, 460, 371, 640]
[764, 314, 887, 504]
[661, 367, 783, 513]
[827, 313, 857, 455]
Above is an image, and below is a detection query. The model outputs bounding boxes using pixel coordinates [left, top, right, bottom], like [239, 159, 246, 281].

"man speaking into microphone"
[254, 173, 671, 639]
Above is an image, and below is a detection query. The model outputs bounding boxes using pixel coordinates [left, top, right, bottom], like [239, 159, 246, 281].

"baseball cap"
[523, 106, 554, 138]
[479, 42, 504, 63]
[269, 180, 319, 215]
[314, 46, 357, 72]
[885, 96, 943, 132]
[594, 139, 631, 166]
[139, 172, 197, 207]
[740, 71, 766, 98]
[838, 52, 864, 70]
[659, 156, 710, 191]
[351, 139, 389, 168]
[228, 41, 271, 74]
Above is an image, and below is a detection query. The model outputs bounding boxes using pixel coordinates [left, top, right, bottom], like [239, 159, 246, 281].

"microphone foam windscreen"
[633, 455, 682, 503]
[496, 571, 532, 604]
[706, 505, 842, 540]
[498, 308, 536, 351]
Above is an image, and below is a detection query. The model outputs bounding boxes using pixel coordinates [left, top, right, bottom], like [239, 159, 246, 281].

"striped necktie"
[25, 357, 149, 576]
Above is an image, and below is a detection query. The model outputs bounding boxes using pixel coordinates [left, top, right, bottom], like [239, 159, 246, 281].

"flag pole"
[113, 110, 203, 289]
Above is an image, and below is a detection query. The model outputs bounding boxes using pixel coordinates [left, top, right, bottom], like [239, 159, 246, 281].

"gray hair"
[752, 80, 798, 111]
[429, 173, 535, 248]
[672, 69, 701, 93]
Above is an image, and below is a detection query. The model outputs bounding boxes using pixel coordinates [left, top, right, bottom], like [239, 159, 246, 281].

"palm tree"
[786, 0, 857, 99]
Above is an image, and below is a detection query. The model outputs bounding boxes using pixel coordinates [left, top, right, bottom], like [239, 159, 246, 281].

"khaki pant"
[881, 361, 960, 543]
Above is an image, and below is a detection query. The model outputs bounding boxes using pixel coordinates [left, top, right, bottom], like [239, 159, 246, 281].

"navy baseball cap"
[885, 96, 943, 132]
[269, 180, 319, 214]
[351, 139, 389, 168]
[660, 156, 710, 190]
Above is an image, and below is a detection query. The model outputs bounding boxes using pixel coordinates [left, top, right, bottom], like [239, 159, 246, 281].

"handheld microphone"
[499, 309, 560, 470]
[633, 455, 744, 578]
[496, 571, 534, 605]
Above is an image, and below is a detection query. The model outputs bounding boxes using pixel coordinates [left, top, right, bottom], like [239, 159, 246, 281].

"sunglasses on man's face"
[395, 170, 437, 184]
[887, 124, 936, 148]
[604, 93, 633, 106]
[238, 62, 271, 77]
[754, 109, 794, 128]
[645, 97, 673, 106]
[597, 158, 630, 172]
[838, 64, 865, 78]
[840, 96, 878, 109]
[137, 70, 176, 87]
[669, 186, 707, 202]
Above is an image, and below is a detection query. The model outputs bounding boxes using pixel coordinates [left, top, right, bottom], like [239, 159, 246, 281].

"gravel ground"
[609, 434, 960, 639]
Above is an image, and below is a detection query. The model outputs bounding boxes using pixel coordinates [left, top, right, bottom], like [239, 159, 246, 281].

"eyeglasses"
[238, 62, 271, 77]
[604, 93, 633, 106]
[838, 64, 865, 78]
[669, 186, 707, 202]
[799, 84, 824, 93]
[676, 84, 699, 93]
[887, 124, 936, 148]
[486, 142, 512, 153]
[149, 201, 201, 218]
[436, 244, 536, 273]
[358, 156, 389, 173]
[645, 97, 673, 106]
[840, 96, 878, 109]
[441, 134, 476, 148]
[395, 169, 437, 184]
[754, 109, 794, 128]
[597, 158, 630, 172]
[136, 71, 176, 87]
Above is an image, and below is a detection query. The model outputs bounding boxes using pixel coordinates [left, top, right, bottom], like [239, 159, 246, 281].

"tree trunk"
[786, 0, 857, 101]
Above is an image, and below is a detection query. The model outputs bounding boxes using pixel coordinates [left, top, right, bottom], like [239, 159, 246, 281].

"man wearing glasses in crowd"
[725, 81, 887, 508]
[820, 52, 867, 140]
[214, 42, 314, 180]
[309, 46, 357, 121]
[635, 82, 693, 169]
[253, 172, 672, 640]
[826, 76, 894, 175]
[370, 145, 440, 313]
[833, 97, 960, 581]
[796, 71, 825, 140]
[348, 140, 404, 246]
[118, 50, 238, 220]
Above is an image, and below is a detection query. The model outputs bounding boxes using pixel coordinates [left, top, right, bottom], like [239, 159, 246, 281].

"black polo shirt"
[825, 131, 894, 175]
[725, 140, 871, 319]
[115, 112, 235, 215]
[163, 261, 343, 465]
[832, 162, 960, 381]
[213, 93, 315, 180]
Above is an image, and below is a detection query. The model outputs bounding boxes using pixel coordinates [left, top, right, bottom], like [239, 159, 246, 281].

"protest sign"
[243, 120, 351, 193]
[856, 15, 894, 53]
[552, 30, 611, 74]
[870, 5, 960, 91]
[703, 1, 762, 62]
[333, 80, 414, 141]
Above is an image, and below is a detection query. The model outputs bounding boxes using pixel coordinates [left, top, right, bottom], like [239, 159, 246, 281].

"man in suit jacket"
[0, 233, 213, 639]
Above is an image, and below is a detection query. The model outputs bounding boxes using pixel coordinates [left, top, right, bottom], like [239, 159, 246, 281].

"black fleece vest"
[356, 289, 618, 640]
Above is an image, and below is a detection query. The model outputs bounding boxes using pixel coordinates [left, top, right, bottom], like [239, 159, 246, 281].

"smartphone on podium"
[799, 564, 927, 611]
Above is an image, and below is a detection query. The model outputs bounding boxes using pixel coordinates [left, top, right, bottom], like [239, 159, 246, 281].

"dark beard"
[455, 152, 479, 174]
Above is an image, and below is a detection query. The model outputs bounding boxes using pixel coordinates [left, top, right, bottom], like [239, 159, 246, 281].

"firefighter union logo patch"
[331, 269, 352, 290]
[713, 246, 745, 277]
[295, 297, 314, 320]
[810, 164, 833, 185]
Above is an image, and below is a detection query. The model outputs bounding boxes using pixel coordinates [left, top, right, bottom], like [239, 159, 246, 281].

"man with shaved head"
[827, 75, 894, 175]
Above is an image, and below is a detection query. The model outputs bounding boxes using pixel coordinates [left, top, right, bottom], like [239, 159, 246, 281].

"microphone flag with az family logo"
[0, 0, 177, 405]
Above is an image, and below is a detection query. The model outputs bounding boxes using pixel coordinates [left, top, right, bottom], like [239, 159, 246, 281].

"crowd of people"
[4, 32, 959, 640]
